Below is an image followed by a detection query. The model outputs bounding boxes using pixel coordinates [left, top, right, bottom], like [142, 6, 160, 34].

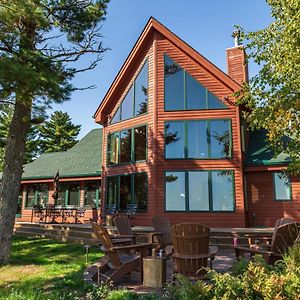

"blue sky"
[51, 0, 272, 138]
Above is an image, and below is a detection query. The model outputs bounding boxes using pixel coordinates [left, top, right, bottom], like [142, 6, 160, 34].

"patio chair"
[102, 204, 117, 225]
[125, 203, 137, 218]
[234, 222, 299, 264]
[74, 207, 86, 223]
[114, 216, 137, 244]
[171, 222, 218, 279]
[90, 222, 152, 283]
[151, 216, 173, 255]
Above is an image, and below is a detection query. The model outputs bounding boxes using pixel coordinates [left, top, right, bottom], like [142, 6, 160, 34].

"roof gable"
[94, 17, 240, 124]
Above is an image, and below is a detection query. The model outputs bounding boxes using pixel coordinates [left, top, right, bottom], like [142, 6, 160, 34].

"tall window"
[56, 182, 80, 206]
[108, 125, 147, 166]
[111, 60, 148, 123]
[106, 173, 147, 211]
[26, 184, 48, 207]
[274, 173, 292, 201]
[84, 181, 100, 207]
[165, 170, 234, 212]
[165, 120, 232, 159]
[164, 54, 227, 111]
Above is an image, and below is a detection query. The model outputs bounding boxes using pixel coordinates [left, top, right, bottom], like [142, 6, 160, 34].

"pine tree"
[39, 111, 81, 153]
[0, 0, 109, 263]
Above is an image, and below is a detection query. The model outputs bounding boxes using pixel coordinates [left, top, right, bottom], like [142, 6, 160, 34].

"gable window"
[165, 120, 232, 159]
[165, 170, 234, 212]
[164, 54, 227, 111]
[26, 183, 48, 208]
[106, 173, 147, 211]
[56, 182, 80, 207]
[273, 173, 292, 201]
[111, 60, 148, 123]
[108, 125, 147, 166]
[84, 181, 100, 208]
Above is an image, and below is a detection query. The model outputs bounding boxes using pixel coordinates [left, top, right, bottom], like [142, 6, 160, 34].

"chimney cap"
[232, 29, 241, 47]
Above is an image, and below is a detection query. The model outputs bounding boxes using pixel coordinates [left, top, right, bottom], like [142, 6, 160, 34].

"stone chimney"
[226, 29, 248, 84]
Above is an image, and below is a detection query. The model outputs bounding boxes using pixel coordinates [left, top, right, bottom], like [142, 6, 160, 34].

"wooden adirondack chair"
[114, 216, 137, 244]
[234, 222, 299, 264]
[90, 222, 152, 283]
[246, 217, 295, 248]
[171, 223, 218, 279]
[152, 216, 173, 255]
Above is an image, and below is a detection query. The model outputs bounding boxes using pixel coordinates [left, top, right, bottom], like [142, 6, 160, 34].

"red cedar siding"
[101, 33, 246, 227]
[246, 172, 300, 226]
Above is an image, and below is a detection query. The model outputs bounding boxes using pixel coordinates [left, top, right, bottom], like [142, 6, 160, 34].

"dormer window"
[110, 60, 148, 124]
[164, 54, 227, 111]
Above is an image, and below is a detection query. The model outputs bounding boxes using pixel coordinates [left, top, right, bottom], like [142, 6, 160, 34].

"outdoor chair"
[44, 204, 59, 223]
[151, 216, 173, 255]
[102, 204, 117, 225]
[90, 222, 152, 283]
[114, 216, 137, 244]
[31, 204, 45, 223]
[125, 203, 137, 218]
[171, 222, 218, 279]
[74, 207, 86, 223]
[234, 222, 299, 264]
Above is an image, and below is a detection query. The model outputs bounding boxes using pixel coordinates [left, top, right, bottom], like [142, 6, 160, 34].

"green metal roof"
[245, 129, 291, 166]
[20, 128, 102, 180]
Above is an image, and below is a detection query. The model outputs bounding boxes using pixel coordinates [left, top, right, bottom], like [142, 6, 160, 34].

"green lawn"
[0, 235, 102, 300]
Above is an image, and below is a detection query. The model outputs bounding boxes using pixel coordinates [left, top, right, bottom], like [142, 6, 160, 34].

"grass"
[0, 235, 102, 300]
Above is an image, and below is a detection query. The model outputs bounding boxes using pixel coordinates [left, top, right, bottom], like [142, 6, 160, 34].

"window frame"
[110, 60, 149, 124]
[84, 181, 100, 208]
[107, 124, 148, 167]
[105, 172, 148, 212]
[25, 183, 49, 208]
[273, 172, 292, 201]
[163, 54, 228, 112]
[164, 170, 235, 213]
[164, 119, 232, 160]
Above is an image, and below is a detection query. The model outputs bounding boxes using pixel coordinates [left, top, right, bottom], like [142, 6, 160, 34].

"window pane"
[120, 129, 132, 163]
[134, 126, 146, 161]
[111, 107, 120, 124]
[188, 121, 208, 158]
[121, 86, 134, 121]
[165, 121, 185, 159]
[212, 171, 234, 211]
[207, 91, 227, 109]
[84, 181, 99, 207]
[107, 177, 118, 207]
[164, 55, 184, 111]
[57, 183, 68, 206]
[134, 173, 147, 211]
[120, 175, 131, 211]
[37, 184, 48, 207]
[210, 120, 231, 158]
[186, 72, 206, 110]
[68, 182, 80, 206]
[188, 172, 209, 211]
[108, 133, 119, 165]
[166, 172, 186, 211]
[274, 173, 291, 200]
[26, 185, 36, 207]
[135, 61, 148, 116]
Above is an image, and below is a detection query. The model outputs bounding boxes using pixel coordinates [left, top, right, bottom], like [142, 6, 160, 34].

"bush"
[164, 245, 300, 300]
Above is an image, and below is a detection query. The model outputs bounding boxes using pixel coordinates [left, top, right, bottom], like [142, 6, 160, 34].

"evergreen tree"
[39, 111, 81, 153]
[0, 0, 109, 263]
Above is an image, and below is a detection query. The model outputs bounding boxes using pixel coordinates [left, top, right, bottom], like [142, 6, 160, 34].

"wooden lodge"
[10, 18, 300, 227]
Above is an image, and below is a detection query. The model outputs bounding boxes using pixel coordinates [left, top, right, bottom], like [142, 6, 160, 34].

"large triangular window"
[110, 60, 148, 124]
[164, 54, 227, 111]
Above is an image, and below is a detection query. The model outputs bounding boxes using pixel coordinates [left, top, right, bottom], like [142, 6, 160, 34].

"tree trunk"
[0, 96, 31, 264]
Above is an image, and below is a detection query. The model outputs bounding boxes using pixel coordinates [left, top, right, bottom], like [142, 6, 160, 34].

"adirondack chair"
[234, 222, 299, 264]
[171, 223, 218, 279]
[246, 217, 295, 248]
[90, 222, 152, 283]
[114, 216, 137, 244]
[152, 216, 173, 255]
